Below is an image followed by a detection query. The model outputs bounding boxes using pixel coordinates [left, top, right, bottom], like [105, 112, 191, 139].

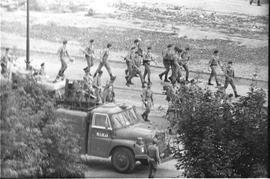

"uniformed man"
[159, 44, 174, 82]
[126, 51, 145, 87]
[141, 82, 153, 122]
[82, 39, 95, 73]
[102, 79, 115, 103]
[94, 43, 116, 81]
[223, 61, 240, 98]
[143, 46, 156, 85]
[54, 40, 74, 82]
[180, 47, 191, 82]
[39, 63, 46, 76]
[93, 70, 103, 104]
[33, 62, 47, 80]
[1, 48, 11, 78]
[133, 38, 144, 78]
[133, 38, 143, 58]
[83, 67, 94, 101]
[250, 0, 261, 6]
[124, 46, 136, 83]
[147, 137, 161, 178]
[170, 46, 182, 84]
[208, 50, 221, 86]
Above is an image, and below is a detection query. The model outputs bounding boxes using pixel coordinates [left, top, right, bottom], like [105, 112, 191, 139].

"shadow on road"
[82, 155, 179, 178]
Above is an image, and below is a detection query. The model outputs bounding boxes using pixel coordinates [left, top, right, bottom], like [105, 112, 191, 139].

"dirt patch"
[1, 20, 268, 66]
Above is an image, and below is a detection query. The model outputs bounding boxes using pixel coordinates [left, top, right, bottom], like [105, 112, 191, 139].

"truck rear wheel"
[111, 147, 135, 173]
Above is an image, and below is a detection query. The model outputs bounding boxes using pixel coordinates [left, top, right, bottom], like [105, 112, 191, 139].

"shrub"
[167, 84, 268, 177]
[0, 75, 85, 178]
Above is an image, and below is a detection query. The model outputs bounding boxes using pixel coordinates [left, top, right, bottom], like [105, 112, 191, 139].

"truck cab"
[56, 103, 171, 173]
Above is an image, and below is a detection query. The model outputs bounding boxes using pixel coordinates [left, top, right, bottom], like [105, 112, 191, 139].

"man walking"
[93, 70, 103, 104]
[82, 39, 95, 73]
[94, 43, 116, 81]
[170, 46, 183, 84]
[208, 50, 221, 86]
[180, 47, 191, 82]
[54, 40, 74, 82]
[141, 82, 153, 122]
[1, 48, 11, 78]
[133, 38, 143, 58]
[126, 51, 145, 87]
[124, 46, 136, 81]
[102, 78, 115, 103]
[223, 61, 240, 98]
[82, 67, 95, 101]
[143, 46, 156, 85]
[159, 44, 174, 82]
[147, 138, 161, 178]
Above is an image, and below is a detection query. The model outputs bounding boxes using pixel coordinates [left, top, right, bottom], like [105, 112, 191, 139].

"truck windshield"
[111, 108, 140, 129]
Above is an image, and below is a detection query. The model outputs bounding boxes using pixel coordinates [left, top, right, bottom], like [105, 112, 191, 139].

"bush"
[167, 84, 268, 177]
[0, 75, 85, 178]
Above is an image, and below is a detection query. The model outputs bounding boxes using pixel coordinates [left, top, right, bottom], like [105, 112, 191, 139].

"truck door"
[90, 113, 113, 157]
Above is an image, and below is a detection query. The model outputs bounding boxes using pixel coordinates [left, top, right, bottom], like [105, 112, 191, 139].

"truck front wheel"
[111, 147, 135, 173]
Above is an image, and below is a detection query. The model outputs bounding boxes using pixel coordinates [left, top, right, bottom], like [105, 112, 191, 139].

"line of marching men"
[1, 38, 240, 121]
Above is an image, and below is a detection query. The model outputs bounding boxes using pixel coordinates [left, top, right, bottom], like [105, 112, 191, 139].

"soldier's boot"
[141, 113, 146, 120]
[159, 73, 163, 80]
[208, 79, 213, 85]
[144, 114, 150, 122]
[164, 73, 170, 82]
[126, 79, 131, 87]
[234, 91, 240, 98]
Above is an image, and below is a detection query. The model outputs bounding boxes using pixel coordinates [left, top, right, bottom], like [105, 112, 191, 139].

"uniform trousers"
[143, 62, 151, 83]
[57, 59, 67, 78]
[95, 61, 113, 77]
[224, 78, 237, 95]
[159, 58, 171, 80]
[208, 65, 219, 85]
[148, 159, 157, 178]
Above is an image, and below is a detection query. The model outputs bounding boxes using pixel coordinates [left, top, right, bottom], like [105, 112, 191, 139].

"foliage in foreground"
[0, 76, 85, 178]
[167, 84, 268, 177]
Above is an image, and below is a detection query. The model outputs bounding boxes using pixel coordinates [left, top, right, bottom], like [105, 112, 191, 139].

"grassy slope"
[1, 20, 268, 66]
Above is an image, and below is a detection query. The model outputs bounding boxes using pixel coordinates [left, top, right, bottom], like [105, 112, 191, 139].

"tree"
[0, 74, 85, 178]
[166, 83, 268, 177]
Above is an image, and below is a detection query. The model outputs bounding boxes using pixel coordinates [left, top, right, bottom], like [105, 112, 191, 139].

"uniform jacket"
[225, 66, 235, 80]
[147, 144, 160, 164]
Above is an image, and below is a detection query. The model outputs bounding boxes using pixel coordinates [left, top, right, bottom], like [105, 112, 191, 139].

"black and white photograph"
[0, 0, 268, 178]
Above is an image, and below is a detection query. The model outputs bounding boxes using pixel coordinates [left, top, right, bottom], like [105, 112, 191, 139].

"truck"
[9, 65, 173, 173]
[55, 102, 172, 173]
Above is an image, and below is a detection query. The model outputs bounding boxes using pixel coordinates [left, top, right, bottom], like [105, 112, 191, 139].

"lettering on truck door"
[90, 113, 113, 157]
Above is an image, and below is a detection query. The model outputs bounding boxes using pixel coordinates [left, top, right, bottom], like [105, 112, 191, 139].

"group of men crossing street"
[0, 37, 246, 179]
[1, 37, 240, 127]
[158, 44, 239, 98]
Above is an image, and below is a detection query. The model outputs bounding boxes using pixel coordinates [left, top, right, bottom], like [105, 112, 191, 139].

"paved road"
[83, 155, 181, 178]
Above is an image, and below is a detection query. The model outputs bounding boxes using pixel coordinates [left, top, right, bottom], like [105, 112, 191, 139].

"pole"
[26, 0, 30, 70]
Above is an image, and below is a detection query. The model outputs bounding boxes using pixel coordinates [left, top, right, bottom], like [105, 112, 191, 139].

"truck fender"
[108, 139, 137, 157]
